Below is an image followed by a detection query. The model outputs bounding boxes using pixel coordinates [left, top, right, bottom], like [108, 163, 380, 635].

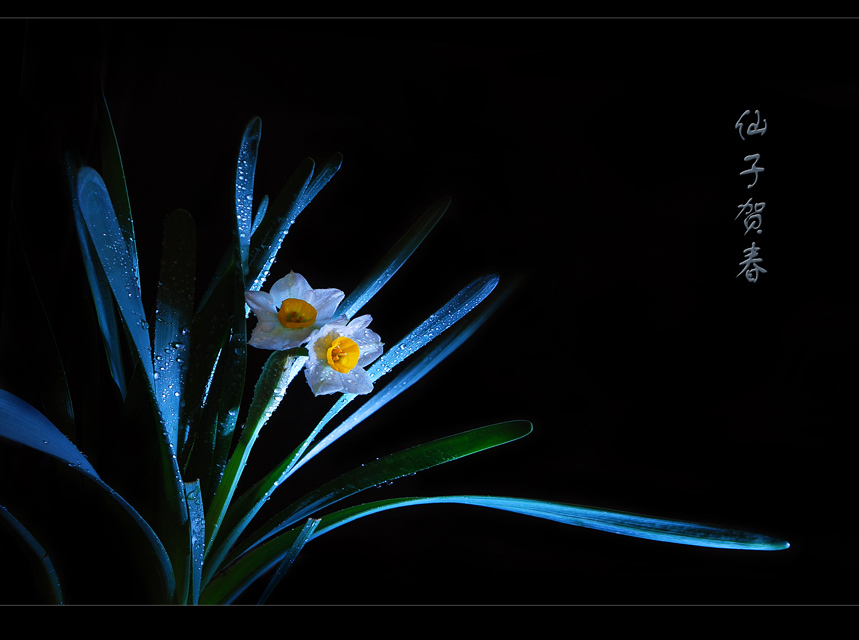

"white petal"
[245, 291, 277, 317]
[356, 333, 383, 367]
[269, 271, 312, 304]
[248, 321, 314, 350]
[340, 367, 374, 394]
[304, 357, 342, 395]
[345, 314, 373, 333]
[305, 287, 346, 322]
[305, 359, 374, 396]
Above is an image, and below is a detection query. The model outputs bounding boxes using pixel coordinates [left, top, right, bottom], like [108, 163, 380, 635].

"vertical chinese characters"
[735, 109, 768, 283]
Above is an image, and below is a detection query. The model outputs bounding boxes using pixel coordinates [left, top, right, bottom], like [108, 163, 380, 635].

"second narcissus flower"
[245, 271, 345, 350]
[305, 315, 384, 396]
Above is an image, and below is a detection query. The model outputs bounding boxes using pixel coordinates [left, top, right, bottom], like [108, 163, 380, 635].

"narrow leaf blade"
[257, 518, 319, 605]
[202, 493, 789, 604]
[204, 420, 531, 586]
[98, 89, 139, 285]
[0, 389, 176, 600]
[291, 273, 500, 474]
[75, 166, 152, 382]
[0, 504, 64, 604]
[235, 117, 261, 275]
[314, 495, 793, 552]
[65, 151, 127, 397]
[154, 209, 196, 449]
[336, 196, 450, 320]
[184, 480, 205, 605]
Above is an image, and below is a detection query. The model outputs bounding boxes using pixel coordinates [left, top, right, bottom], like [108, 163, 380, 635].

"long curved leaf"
[320, 277, 518, 456]
[6, 204, 75, 439]
[184, 480, 205, 605]
[65, 151, 127, 398]
[203, 274, 502, 577]
[202, 420, 531, 587]
[0, 503, 64, 604]
[75, 166, 152, 384]
[0, 388, 175, 601]
[202, 493, 789, 604]
[257, 517, 319, 604]
[289, 273, 500, 475]
[203, 349, 307, 556]
[235, 117, 261, 276]
[98, 89, 139, 287]
[154, 209, 196, 450]
[335, 196, 451, 320]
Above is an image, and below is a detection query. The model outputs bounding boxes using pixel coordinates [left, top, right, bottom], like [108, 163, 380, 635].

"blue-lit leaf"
[182, 256, 246, 502]
[250, 194, 269, 237]
[154, 209, 195, 450]
[0, 388, 97, 476]
[74, 168, 188, 586]
[75, 166, 152, 383]
[203, 491, 789, 605]
[290, 273, 500, 475]
[201, 420, 532, 601]
[235, 117, 261, 277]
[299, 152, 342, 210]
[257, 518, 319, 605]
[204, 349, 307, 557]
[184, 480, 205, 606]
[246, 152, 342, 294]
[336, 197, 450, 320]
[65, 152, 126, 398]
[0, 389, 175, 601]
[315, 496, 792, 551]
[7, 204, 75, 439]
[203, 274, 501, 578]
[0, 504, 63, 604]
[98, 90, 139, 287]
[325, 278, 517, 452]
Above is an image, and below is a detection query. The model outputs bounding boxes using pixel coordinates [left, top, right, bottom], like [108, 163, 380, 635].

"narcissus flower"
[305, 315, 384, 396]
[245, 271, 345, 350]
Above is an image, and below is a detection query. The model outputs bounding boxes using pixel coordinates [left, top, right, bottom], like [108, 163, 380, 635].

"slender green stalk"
[204, 349, 307, 557]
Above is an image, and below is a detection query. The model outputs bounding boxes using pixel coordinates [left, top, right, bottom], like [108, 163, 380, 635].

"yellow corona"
[326, 336, 360, 373]
[277, 298, 317, 329]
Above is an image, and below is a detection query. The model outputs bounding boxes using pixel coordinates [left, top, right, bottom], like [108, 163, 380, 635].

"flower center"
[326, 336, 360, 373]
[277, 298, 317, 329]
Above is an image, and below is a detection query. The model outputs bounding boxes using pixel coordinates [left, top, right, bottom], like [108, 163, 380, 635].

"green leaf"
[119, 365, 190, 603]
[181, 208, 246, 491]
[203, 349, 307, 557]
[181, 255, 246, 503]
[323, 278, 518, 453]
[154, 209, 196, 450]
[0, 388, 175, 601]
[290, 273, 500, 475]
[203, 274, 502, 579]
[336, 196, 451, 320]
[0, 503, 64, 604]
[202, 420, 531, 590]
[257, 517, 319, 605]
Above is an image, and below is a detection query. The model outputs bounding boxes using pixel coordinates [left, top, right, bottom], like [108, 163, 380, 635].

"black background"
[2, 18, 858, 605]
